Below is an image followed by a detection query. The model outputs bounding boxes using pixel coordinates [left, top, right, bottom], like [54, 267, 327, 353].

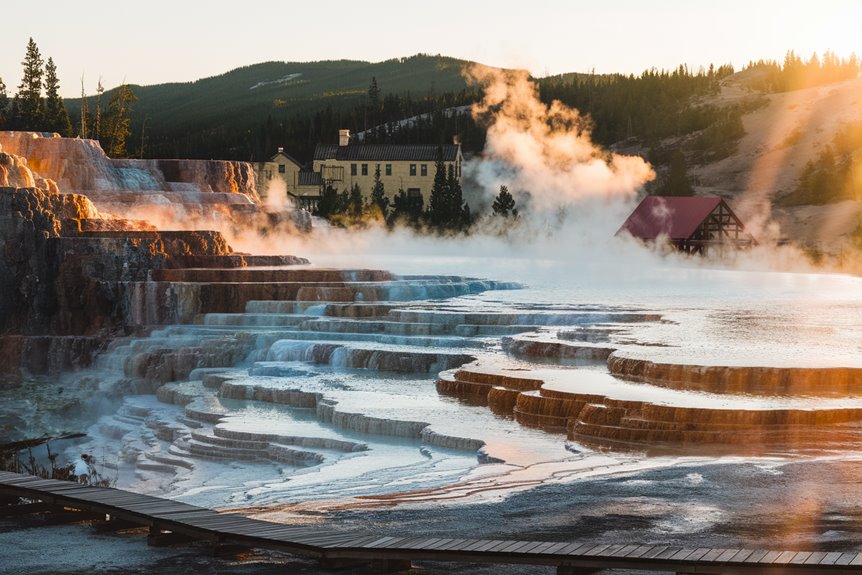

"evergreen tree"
[43, 57, 72, 136]
[17, 37, 44, 130]
[390, 187, 423, 227]
[0, 77, 8, 128]
[370, 164, 389, 216]
[315, 184, 343, 219]
[492, 185, 518, 218]
[103, 83, 137, 157]
[348, 182, 364, 217]
[447, 164, 468, 229]
[426, 147, 450, 228]
[659, 149, 694, 196]
[367, 76, 381, 127]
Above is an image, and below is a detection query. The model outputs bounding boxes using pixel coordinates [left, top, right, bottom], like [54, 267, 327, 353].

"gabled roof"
[270, 151, 303, 166]
[313, 143, 460, 162]
[618, 195, 724, 240]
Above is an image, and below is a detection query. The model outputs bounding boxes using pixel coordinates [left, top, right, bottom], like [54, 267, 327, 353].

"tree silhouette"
[370, 164, 388, 216]
[492, 185, 518, 218]
[43, 57, 72, 136]
[659, 149, 694, 196]
[17, 37, 44, 130]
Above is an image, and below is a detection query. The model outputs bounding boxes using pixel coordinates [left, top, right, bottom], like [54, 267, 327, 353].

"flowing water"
[10, 255, 862, 547]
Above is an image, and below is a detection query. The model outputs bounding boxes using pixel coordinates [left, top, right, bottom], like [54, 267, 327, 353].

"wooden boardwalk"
[1, 470, 860, 574]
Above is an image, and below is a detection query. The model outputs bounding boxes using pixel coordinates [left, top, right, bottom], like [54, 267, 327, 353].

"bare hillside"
[693, 73, 862, 251]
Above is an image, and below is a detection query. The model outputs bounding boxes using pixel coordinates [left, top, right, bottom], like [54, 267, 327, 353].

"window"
[351, 163, 357, 176]
[361, 163, 368, 176]
[410, 164, 417, 176]
[420, 164, 427, 177]
[385, 164, 392, 176]
[278, 164, 286, 174]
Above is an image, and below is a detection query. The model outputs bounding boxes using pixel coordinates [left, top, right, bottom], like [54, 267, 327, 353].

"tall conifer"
[43, 57, 72, 135]
[17, 37, 44, 130]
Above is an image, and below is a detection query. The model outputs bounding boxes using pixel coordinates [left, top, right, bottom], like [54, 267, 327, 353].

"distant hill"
[66, 54, 476, 159]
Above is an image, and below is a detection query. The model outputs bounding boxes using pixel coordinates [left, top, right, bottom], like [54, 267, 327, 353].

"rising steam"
[465, 65, 655, 212]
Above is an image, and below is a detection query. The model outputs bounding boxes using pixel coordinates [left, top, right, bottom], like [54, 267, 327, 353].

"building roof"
[270, 150, 303, 166]
[313, 143, 460, 162]
[297, 171, 322, 186]
[618, 195, 725, 240]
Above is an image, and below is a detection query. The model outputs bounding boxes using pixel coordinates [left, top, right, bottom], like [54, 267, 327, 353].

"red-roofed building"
[617, 195, 755, 255]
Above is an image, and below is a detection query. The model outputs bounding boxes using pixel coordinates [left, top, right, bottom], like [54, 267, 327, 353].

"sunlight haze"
[1, 0, 860, 96]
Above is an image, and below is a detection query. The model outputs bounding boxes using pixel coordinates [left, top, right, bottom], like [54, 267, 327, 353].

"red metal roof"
[618, 196, 724, 240]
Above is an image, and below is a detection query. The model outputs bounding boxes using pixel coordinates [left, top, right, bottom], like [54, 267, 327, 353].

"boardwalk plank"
[803, 552, 827, 565]
[562, 543, 596, 556]
[699, 549, 726, 562]
[834, 552, 858, 566]
[640, 546, 668, 559]
[584, 544, 612, 556]
[601, 544, 626, 557]
[669, 548, 697, 561]
[612, 545, 640, 558]
[685, 548, 711, 562]
[468, 540, 503, 552]
[744, 550, 769, 563]
[542, 542, 572, 555]
[820, 552, 843, 565]
[525, 542, 557, 554]
[485, 540, 519, 553]
[727, 549, 754, 563]
[758, 550, 783, 563]
[654, 547, 683, 560]
[789, 552, 813, 564]
[772, 551, 798, 564]
[1, 472, 855, 575]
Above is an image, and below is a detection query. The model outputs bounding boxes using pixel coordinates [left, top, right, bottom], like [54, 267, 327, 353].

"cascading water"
[7, 257, 862, 543]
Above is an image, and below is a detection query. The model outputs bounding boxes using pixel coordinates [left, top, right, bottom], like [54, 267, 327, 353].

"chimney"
[452, 135, 461, 145]
[339, 129, 350, 147]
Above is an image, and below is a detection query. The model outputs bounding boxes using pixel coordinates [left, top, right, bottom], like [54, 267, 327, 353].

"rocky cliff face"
[0, 134, 312, 386]
[0, 132, 259, 201]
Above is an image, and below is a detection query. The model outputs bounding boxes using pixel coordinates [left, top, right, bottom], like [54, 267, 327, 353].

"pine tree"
[389, 187, 423, 228]
[367, 77, 380, 128]
[447, 164, 467, 229]
[370, 164, 388, 216]
[314, 184, 342, 219]
[426, 147, 450, 228]
[17, 37, 44, 130]
[0, 77, 8, 128]
[660, 149, 694, 196]
[103, 83, 137, 157]
[492, 185, 518, 218]
[43, 57, 72, 136]
[348, 182, 364, 218]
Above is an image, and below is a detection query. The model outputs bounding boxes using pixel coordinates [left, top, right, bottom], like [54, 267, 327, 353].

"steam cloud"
[465, 65, 655, 212]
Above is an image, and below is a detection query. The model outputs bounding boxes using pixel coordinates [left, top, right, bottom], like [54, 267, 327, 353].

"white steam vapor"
[465, 65, 655, 212]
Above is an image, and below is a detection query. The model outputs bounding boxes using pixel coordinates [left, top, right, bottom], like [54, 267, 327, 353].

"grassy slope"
[66, 54, 473, 133]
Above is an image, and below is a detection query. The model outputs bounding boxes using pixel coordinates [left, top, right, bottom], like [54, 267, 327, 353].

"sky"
[1, 0, 860, 97]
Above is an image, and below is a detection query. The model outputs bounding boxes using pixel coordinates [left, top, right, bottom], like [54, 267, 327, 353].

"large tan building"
[256, 148, 321, 207]
[313, 130, 462, 206]
[257, 130, 463, 211]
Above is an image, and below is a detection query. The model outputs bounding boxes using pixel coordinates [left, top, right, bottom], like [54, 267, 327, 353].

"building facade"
[312, 130, 462, 205]
[256, 130, 463, 211]
[255, 149, 321, 209]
